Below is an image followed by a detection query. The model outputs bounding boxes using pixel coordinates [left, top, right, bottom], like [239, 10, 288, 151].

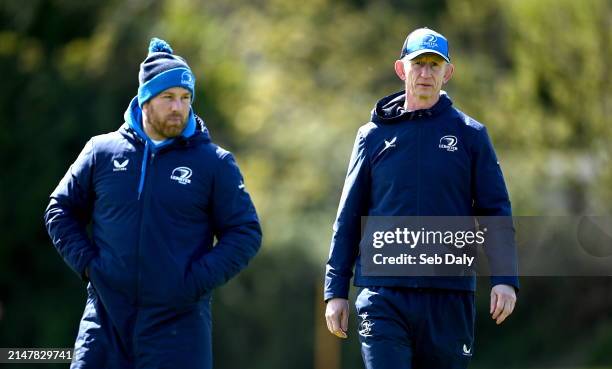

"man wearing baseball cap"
[324, 27, 518, 368]
[45, 38, 262, 369]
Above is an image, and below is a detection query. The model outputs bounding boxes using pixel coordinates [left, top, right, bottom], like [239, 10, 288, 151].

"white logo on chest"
[439, 135, 458, 152]
[113, 158, 129, 172]
[170, 166, 192, 185]
[377, 136, 397, 157]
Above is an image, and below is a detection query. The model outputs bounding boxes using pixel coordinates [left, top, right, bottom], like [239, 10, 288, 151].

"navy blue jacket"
[44, 97, 261, 367]
[324, 91, 518, 301]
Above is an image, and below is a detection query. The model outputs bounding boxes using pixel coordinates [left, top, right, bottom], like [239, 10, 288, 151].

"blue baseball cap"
[400, 28, 450, 63]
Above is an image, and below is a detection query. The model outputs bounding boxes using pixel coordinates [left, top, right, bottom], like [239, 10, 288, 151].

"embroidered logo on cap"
[421, 34, 438, 48]
[181, 71, 195, 89]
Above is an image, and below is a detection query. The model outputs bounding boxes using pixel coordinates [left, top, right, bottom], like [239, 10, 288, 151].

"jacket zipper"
[135, 150, 155, 306]
[132, 144, 149, 359]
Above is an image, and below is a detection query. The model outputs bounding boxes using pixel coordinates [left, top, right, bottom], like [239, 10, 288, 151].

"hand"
[325, 298, 349, 338]
[490, 284, 517, 325]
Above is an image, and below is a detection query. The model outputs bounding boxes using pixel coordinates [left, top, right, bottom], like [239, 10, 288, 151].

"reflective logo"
[113, 158, 129, 172]
[462, 344, 472, 356]
[384, 137, 397, 150]
[181, 71, 195, 89]
[439, 135, 458, 152]
[170, 166, 192, 185]
[377, 137, 397, 158]
[238, 181, 246, 190]
[358, 312, 374, 337]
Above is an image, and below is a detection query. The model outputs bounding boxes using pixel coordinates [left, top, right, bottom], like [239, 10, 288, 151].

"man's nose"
[170, 98, 184, 111]
[420, 65, 432, 77]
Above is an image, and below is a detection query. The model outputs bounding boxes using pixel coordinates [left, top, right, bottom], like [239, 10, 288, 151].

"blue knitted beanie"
[137, 38, 196, 107]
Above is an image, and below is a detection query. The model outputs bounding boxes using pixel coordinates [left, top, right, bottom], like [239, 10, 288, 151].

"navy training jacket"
[324, 91, 519, 301]
[44, 96, 262, 367]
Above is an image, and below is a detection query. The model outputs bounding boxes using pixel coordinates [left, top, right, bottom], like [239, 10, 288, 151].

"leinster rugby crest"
[358, 312, 374, 337]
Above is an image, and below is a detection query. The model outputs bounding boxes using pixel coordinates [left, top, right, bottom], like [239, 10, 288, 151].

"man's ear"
[443, 63, 455, 84]
[394, 60, 407, 80]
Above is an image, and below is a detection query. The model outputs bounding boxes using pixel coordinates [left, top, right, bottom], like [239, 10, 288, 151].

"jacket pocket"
[88, 255, 135, 307]
[187, 262, 210, 302]
[181, 268, 201, 304]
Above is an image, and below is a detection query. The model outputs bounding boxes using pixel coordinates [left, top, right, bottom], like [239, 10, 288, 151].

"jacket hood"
[371, 90, 453, 124]
[122, 95, 211, 147]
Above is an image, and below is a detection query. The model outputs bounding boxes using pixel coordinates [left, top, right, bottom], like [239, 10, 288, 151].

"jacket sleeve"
[43, 139, 97, 280]
[324, 129, 370, 301]
[471, 127, 519, 290]
[191, 153, 262, 292]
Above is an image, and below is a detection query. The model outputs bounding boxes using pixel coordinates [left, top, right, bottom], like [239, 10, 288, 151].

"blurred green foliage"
[0, 0, 611, 368]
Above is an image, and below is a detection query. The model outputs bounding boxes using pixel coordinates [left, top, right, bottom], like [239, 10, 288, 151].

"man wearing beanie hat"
[324, 27, 518, 369]
[45, 38, 262, 369]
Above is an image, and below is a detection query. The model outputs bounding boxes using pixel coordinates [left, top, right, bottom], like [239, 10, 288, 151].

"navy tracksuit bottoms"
[355, 287, 475, 369]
